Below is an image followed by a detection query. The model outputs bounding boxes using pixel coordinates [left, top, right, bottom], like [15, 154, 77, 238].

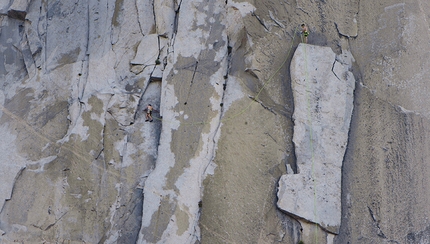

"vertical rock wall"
[337, 1, 430, 243]
[0, 0, 429, 243]
[0, 0, 161, 242]
[137, 0, 228, 242]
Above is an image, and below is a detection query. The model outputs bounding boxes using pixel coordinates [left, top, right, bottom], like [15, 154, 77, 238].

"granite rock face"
[337, 1, 430, 243]
[277, 43, 355, 238]
[0, 0, 429, 243]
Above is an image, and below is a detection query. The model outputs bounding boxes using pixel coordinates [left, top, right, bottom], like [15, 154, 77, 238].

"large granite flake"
[277, 44, 355, 234]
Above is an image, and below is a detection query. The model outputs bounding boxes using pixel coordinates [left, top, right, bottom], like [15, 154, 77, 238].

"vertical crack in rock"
[331, 60, 341, 81]
[170, 0, 182, 54]
[184, 61, 199, 105]
[368, 206, 387, 239]
[43, 211, 68, 231]
[367, 205, 402, 244]
[190, 61, 198, 85]
[173, 0, 183, 36]
[97, 95, 113, 161]
[4, 167, 26, 202]
[252, 12, 269, 31]
[151, 0, 157, 35]
[202, 42, 230, 179]
[33, 1, 45, 70]
[101, 75, 161, 242]
[15, 28, 36, 78]
[95, 148, 104, 160]
[268, 10, 285, 28]
[135, 0, 144, 37]
[43, 0, 48, 73]
[248, 95, 277, 115]
[296, 2, 310, 15]
[277, 44, 356, 236]
[317, 1, 328, 33]
[204, 36, 231, 146]
[77, 0, 91, 101]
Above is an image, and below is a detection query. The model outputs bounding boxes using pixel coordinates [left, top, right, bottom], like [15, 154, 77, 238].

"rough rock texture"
[7, 0, 30, 20]
[337, 1, 430, 243]
[0, 0, 429, 243]
[0, 0, 160, 242]
[277, 43, 355, 239]
[137, 1, 228, 242]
